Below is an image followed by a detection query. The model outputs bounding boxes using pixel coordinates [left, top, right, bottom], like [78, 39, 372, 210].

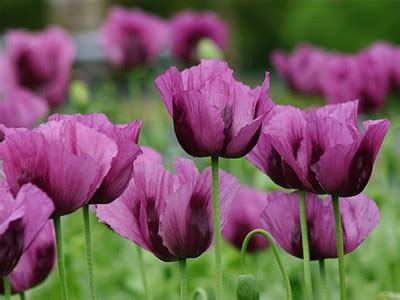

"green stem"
[54, 217, 69, 300]
[179, 259, 188, 300]
[319, 260, 328, 300]
[332, 195, 346, 300]
[136, 246, 150, 300]
[20, 292, 26, 300]
[83, 205, 96, 300]
[192, 288, 208, 300]
[299, 190, 313, 299]
[211, 156, 222, 300]
[241, 229, 292, 300]
[3, 276, 11, 300]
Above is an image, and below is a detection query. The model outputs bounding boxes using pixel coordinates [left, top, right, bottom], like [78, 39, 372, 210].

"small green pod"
[236, 273, 260, 300]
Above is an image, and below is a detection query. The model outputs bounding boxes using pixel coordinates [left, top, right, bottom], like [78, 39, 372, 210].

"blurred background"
[1, 1, 400, 300]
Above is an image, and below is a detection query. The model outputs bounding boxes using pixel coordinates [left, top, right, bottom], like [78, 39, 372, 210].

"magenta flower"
[222, 187, 269, 252]
[261, 191, 379, 260]
[0, 117, 119, 216]
[356, 42, 394, 111]
[96, 158, 240, 261]
[0, 221, 55, 294]
[155, 59, 274, 158]
[48, 113, 142, 204]
[320, 54, 363, 107]
[170, 10, 228, 63]
[393, 49, 400, 90]
[0, 182, 54, 276]
[134, 146, 163, 165]
[248, 101, 390, 196]
[0, 55, 48, 128]
[100, 6, 168, 69]
[5, 27, 75, 107]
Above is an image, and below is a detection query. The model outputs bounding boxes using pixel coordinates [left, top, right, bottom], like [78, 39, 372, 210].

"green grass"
[26, 72, 400, 300]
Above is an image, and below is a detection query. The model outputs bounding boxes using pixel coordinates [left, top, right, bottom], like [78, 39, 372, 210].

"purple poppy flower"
[5, 27, 75, 107]
[355, 43, 394, 111]
[261, 191, 379, 260]
[155, 59, 274, 158]
[96, 158, 240, 261]
[320, 54, 363, 106]
[393, 49, 400, 90]
[222, 186, 269, 252]
[0, 55, 48, 128]
[0, 221, 55, 294]
[170, 10, 228, 63]
[0, 117, 119, 216]
[0, 182, 54, 276]
[134, 146, 163, 165]
[248, 101, 390, 196]
[100, 6, 168, 69]
[48, 113, 142, 204]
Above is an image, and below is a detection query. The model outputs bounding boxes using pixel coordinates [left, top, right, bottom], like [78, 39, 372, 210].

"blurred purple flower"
[49, 113, 142, 205]
[170, 10, 228, 63]
[155, 59, 274, 158]
[0, 222, 55, 294]
[0, 182, 54, 277]
[222, 186, 269, 252]
[134, 146, 163, 165]
[356, 42, 394, 111]
[0, 116, 119, 216]
[320, 54, 363, 107]
[100, 6, 168, 69]
[96, 158, 240, 261]
[5, 27, 75, 107]
[393, 49, 400, 90]
[248, 101, 390, 196]
[261, 191, 379, 260]
[273, 45, 328, 94]
[0, 55, 48, 128]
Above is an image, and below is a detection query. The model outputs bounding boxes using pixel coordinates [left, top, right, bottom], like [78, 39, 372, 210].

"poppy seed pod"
[236, 274, 260, 300]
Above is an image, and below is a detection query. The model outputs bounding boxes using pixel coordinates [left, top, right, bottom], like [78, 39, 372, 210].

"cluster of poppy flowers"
[0, 57, 390, 300]
[0, 7, 228, 129]
[272, 42, 400, 112]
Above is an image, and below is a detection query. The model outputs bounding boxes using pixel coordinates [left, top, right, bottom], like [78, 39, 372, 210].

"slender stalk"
[82, 205, 96, 300]
[299, 190, 313, 299]
[3, 276, 11, 300]
[178, 259, 188, 300]
[54, 217, 68, 300]
[20, 292, 26, 300]
[241, 229, 292, 300]
[136, 246, 150, 300]
[192, 288, 208, 300]
[332, 195, 346, 300]
[319, 259, 328, 300]
[211, 156, 222, 300]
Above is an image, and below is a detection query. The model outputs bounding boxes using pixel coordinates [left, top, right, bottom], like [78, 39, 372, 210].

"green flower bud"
[237, 273, 260, 300]
[69, 80, 90, 110]
[196, 38, 223, 60]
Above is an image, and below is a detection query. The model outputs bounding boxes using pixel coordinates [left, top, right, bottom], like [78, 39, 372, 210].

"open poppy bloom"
[5, 27, 75, 107]
[155, 59, 274, 158]
[96, 158, 240, 261]
[222, 186, 269, 252]
[0, 182, 54, 277]
[0, 116, 119, 216]
[0, 55, 47, 128]
[100, 6, 168, 69]
[261, 191, 380, 260]
[248, 101, 390, 196]
[0, 221, 55, 294]
[48, 113, 142, 205]
[170, 10, 228, 63]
